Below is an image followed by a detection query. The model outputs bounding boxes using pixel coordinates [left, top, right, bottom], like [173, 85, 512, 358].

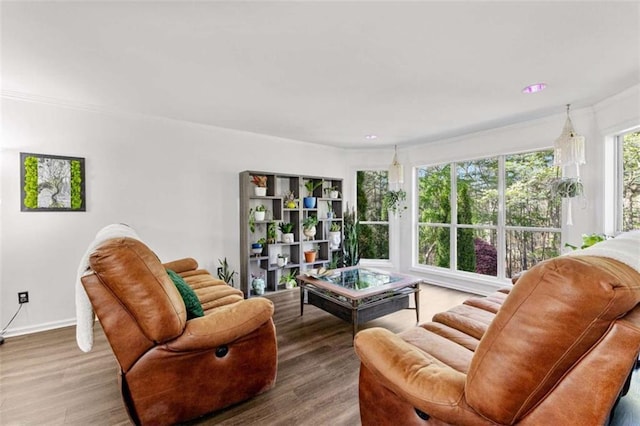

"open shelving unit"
[239, 170, 343, 298]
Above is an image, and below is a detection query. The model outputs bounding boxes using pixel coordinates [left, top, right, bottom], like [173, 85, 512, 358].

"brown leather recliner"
[354, 255, 640, 425]
[81, 237, 277, 425]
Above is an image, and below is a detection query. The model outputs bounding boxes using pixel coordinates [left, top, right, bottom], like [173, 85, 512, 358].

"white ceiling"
[2, 1, 639, 149]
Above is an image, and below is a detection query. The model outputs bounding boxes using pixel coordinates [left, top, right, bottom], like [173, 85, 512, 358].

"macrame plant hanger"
[553, 104, 585, 225]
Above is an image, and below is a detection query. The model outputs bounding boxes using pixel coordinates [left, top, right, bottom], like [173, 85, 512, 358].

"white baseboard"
[3, 318, 77, 338]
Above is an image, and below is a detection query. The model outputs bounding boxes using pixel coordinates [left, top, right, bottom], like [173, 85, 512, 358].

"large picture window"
[357, 170, 390, 260]
[416, 149, 560, 279]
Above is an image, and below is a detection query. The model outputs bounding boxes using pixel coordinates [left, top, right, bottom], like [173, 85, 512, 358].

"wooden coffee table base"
[300, 284, 420, 338]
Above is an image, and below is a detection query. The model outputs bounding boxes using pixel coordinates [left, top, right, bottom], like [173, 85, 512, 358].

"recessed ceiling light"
[522, 83, 547, 94]
[365, 134, 378, 140]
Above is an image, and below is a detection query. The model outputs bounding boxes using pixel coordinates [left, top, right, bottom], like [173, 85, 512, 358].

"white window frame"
[355, 169, 393, 268]
[411, 149, 561, 282]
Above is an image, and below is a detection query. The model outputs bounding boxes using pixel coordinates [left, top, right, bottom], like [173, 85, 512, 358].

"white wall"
[0, 97, 346, 336]
[346, 85, 640, 295]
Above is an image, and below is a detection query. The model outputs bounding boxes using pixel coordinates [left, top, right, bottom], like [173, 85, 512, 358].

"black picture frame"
[20, 152, 86, 212]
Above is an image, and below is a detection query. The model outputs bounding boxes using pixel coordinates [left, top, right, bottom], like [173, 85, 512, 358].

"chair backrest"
[465, 255, 640, 424]
[81, 237, 187, 371]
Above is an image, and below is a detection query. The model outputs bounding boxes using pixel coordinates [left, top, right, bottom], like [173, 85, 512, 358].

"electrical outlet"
[18, 291, 29, 304]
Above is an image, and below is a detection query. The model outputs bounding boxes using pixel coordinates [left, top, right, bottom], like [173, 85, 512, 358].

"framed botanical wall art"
[20, 152, 86, 212]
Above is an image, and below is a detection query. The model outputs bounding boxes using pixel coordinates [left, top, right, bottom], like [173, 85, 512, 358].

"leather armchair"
[355, 255, 640, 425]
[81, 237, 277, 425]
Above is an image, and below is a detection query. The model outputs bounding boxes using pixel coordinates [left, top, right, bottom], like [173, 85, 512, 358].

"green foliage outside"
[418, 150, 561, 277]
[70, 160, 83, 210]
[23, 156, 38, 209]
[356, 171, 389, 260]
[623, 131, 640, 230]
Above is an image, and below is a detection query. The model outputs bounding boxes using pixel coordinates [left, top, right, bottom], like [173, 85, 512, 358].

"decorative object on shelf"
[324, 186, 341, 199]
[217, 257, 237, 286]
[284, 190, 298, 209]
[20, 152, 86, 212]
[552, 104, 586, 226]
[254, 204, 267, 221]
[278, 222, 295, 243]
[279, 269, 298, 289]
[343, 205, 359, 267]
[251, 175, 268, 196]
[302, 215, 319, 241]
[303, 180, 322, 208]
[251, 242, 263, 256]
[383, 189, 407, 218]
[267, 222, 277, 244]
[304, 249, 317, 263]
[277, 254, 288, 267]
[388, 145, 404, 187]
[329, 222, 342, 250]
[251, 274, 265, 295]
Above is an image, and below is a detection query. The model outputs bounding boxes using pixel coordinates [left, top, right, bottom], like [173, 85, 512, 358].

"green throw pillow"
[166, 269, 204, 320]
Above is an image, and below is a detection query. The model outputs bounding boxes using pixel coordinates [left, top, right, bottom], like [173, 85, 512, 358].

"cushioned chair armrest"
[163, 257, 199, 274]
[355, 327, 475, 422]
[165, 298, 274, 351]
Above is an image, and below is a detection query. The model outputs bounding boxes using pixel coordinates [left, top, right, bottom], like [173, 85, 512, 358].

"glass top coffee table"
[297, 266, 422, 338]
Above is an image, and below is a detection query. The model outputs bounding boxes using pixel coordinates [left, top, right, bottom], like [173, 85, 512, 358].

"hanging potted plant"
[551, 177, 583, 198]
[278, 222, 295, 243]
[251, 175, 268, 196]
[302, 215, 319, 241]
[383, 189, 408, 217]
[303, 180, 323, 208]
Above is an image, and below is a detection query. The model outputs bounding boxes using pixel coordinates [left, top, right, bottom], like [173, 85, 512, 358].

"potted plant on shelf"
[304, 247, 318, 263]
[326, 201, 334, 219]
[303, 180, 323, 208]
[251, 241, 264, 256]
[284, 190, 298, 209]
[254, 204, 267, 221]
[302, 215, 319, 241]
[329, 222, 341, 250]
[324, 186, 341, 199]
[279, 269, 298, 289]
[278, 222, 295, 243]
[267, 222, 277, 244]
[251, 175, 268, 196]
[277, 254, 288, 267]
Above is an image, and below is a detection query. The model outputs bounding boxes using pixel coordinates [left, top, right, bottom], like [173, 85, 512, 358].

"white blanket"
[75, 224, 141, 352]
[564, 230, 640, 274]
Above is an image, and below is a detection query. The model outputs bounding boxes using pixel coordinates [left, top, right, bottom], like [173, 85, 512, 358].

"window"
[619, 130, 640, 231]
[416, 149, 561, 279]
[356, 170, 389, 260]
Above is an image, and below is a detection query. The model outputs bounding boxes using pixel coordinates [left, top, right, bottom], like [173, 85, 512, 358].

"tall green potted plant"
[303, 180, 323, 209]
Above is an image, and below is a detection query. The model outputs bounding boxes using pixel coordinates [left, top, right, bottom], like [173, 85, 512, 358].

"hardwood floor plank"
[0, 284, 478, 425]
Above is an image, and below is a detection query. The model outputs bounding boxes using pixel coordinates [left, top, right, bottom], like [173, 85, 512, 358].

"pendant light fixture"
[388, 145, 404, 188]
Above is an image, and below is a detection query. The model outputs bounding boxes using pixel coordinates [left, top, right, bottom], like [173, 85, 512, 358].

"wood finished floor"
[0, 284, 472, 426]
[2, 284, 638, 425]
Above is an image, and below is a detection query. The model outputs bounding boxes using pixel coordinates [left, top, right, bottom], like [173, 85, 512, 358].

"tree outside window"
[622, 131, 640, 231]
[357, 170, 389, 260]
[416, 149, 561, 279]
